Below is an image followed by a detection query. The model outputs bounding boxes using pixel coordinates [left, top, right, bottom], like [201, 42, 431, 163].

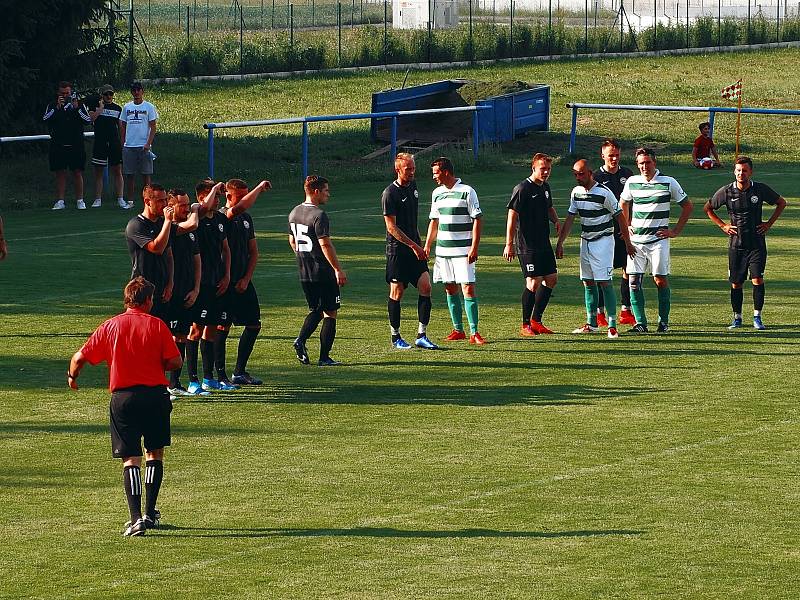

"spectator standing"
[89, 84, 127, 209]
[120, 82, 158, 208]
[44, 81, 91, 210]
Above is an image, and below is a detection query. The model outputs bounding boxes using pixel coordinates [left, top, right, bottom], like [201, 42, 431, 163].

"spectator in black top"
[704, 156, 786, 330]
[89, 84, 126, 209]
[44, 81, 91, 210]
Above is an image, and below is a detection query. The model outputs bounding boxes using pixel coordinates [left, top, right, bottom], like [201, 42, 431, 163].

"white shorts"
[433, 255, 475, 284]
[627, 238, 671, 276]
[579, 235, 614, 281]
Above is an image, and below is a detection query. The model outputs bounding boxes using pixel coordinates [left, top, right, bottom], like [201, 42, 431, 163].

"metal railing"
[565, 102, 800, 153]
[203, 105, 492, 179]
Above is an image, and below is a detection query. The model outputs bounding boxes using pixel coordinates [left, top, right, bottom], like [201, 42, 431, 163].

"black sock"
[298, 310, 323, 342]
[319, 317, 336, 361]
[597, 285, 606, 310]
[144, 459, 164, 520]
[169, 341, 186, 387]
[731, 287, 744, 314]
[621, 277, 631, 307]
[185, 339, 199, 382]
[123, 465, 142, 523]
[753, 283, 765, 312]
[388, 298, 401, 337]
[522, 288, 535, 323]
[532, 285, 553, 322]
[418, 295, 431, 328]
[235, 327, 259, 375]
[214, 329, 229, 380]
[200, 339, 215, 380]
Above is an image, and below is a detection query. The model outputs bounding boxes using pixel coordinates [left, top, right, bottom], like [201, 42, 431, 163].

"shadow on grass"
[0, 422, 268, 438]
[155, 524, 645, 539]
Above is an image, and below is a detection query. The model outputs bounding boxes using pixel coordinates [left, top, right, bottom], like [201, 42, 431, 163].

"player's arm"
[184, 254, 201, 307]
[162, 248, 174, 302]
[217, 239, 231, 296]
[703, 200, 736, 236]
[225, 180, 271, 219]
[757, 195, 787, 234]
[423, 218, 438, 257]
[710, 142, 721, 165]
[164, 354, 183, 372]
[319, 236, 347, 286]
[236, 238, 258, 292]
[67, 350, 89, 390]
[468, 216, 482, 264]
[691, 142, 700, 167]
[119, 119, 126, 143]
[503, 209, 518, 261]
[145, 206, 174, 254]
[176, 205, 200, 233]
[145, 118, 157, 151]
[614, 210, 637, 257]
[548, 206, 561, 235]
[288, 234, 297, 252]
[383, 215, 426, 260]
[659, 198, 693, 239]
[555, 213, 575, 259]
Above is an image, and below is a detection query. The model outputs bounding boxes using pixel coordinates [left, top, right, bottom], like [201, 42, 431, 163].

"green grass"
[4, 48, 800, 209]
[1, 156, 799, 597]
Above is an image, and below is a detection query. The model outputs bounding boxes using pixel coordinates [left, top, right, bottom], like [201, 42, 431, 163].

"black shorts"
[385, 249, 429, 287]
[110, 385, 172, 458]
[167, 289, 195, 336]
[729, 246, 767, 284]
[150, 296, 171, 328]
[613, 236, 628, 270]
[49, 143, 85, 172]
[91, 136, 123, 167]
[220, 282, 261, 326]
[301, 281, 341, 313]
[518, 246, 557, 278]
[192, 284, 223, 326]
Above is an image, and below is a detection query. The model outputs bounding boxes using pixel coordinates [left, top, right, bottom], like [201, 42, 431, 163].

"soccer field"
[1, 162, 799, 598]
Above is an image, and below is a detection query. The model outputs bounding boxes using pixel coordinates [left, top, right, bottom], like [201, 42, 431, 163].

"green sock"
[464, 297, 479, 334]
[601, 284, 617, 327]
[631, 285, 647, 326]
[657, 286, 671, 325]
[584, 284, 599, 327]
[446, 293, 464, 332]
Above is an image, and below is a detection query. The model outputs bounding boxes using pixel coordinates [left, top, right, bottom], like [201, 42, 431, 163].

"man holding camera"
[121, 82, 159, 209]
[44, 81, 91, 210]
[89, 84, 126, 209]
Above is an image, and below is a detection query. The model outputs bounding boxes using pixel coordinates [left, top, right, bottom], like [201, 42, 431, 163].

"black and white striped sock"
[123, 465, 142, 523]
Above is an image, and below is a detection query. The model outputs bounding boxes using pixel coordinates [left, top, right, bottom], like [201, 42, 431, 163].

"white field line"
[72, 418, 792, 596]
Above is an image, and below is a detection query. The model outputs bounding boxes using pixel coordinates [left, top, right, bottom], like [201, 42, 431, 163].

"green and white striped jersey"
[620, 170, 688, 245]
[567, 182, 620, 241]
[429, 179, 482, 258]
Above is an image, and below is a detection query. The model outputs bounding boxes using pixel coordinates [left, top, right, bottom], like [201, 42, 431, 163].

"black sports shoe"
[318, 357, 342, 367]
[628, 323, 649, 333]
[143, 514, 160, 529]
[123, 518, 147, 537]
[656, 322, 669, 333]
[231, 372, 263, 385]
[293, 338, 310, 365]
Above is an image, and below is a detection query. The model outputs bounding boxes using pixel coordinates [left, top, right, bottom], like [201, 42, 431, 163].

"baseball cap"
[98, 84, 115, 94]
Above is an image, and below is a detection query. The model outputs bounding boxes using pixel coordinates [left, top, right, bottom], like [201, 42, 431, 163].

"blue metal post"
[390, 116, 398, 160]
[708, 110, 716, 139]
[302, 121, 309, 180]
[208, 127, 215, 179]
[472, 109, 479, 160]
[569, 105, 578, 154]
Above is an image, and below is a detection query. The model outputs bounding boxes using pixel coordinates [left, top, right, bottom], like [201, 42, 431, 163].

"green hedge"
[132, 18, 800, 79]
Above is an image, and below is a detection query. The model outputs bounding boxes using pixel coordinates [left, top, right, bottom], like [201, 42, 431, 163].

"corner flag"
[721, 80, 743, 158]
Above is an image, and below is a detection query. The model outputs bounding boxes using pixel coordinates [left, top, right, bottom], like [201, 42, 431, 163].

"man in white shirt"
[120, 82, 159, 209]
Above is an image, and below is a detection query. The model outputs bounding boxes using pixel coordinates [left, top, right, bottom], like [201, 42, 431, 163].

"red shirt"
[694, 134, 715, 159]
[80, 308, 179, 391]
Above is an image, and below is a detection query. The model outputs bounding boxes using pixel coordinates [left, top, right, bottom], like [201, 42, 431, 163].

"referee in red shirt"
[68, 276, 182, 536]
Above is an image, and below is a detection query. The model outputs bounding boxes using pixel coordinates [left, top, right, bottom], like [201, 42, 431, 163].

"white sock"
[418, 323, 426, 335]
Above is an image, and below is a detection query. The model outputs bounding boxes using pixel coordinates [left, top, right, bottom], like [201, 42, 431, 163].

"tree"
[0, 0, 120, 135]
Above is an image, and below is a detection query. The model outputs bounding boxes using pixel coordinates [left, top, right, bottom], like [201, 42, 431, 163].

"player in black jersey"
[213, 178, 271, 386]
[88, 85, 126, 209]
[164, 189, 205, 396]
[703, 156, 786, 330]
[594, 139, 636, 326]
[125, 184, 175, 325]
[288, 176, 347, 366]
[381, 153, 438, 350]
[504, 153, 562, 336]
[185, 180, 235, 393]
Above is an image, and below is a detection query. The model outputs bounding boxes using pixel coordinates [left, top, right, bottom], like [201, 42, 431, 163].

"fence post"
[510, 0, 514, 58]
[384, 0, 388, 65]
[186, 6, 190, 45]
[338, 2, 342, 66]
[708, 109, 716, 138]
[584, 0, 588, 52]
[469, 0, 474, 61]
[390, 116, 398, 161]
[654, 0, 658, 50]
[207, 0, 209, 30]
[302, 121, 309, 180]
[548, 0, 553, 55]
[569, 105, 578, 154]
[208, 127, 215, 179]
[718, 0, 721, 47]
[239, 5, 244, 75]
[290, 4, 294, 70]
[687, 0, 690, 48]
[472, 110, 479, 160]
